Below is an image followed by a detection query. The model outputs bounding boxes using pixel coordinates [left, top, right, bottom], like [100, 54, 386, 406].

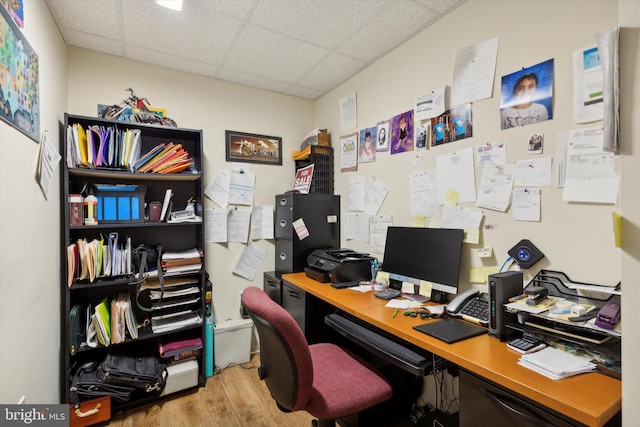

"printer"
[305, 248, 374, 283]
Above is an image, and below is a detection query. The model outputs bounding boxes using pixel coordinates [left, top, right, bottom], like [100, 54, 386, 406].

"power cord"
[499, 256, 514, 273]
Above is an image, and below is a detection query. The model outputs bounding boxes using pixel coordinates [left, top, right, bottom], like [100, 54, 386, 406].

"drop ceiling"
[45, 0, 465, 100]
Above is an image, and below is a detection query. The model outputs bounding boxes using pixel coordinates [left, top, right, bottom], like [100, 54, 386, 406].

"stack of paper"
[518, 346, 596, 380]
[151, 310, 202, 334]
[162, 248, 203, 276]
[110, 293, 138, 343]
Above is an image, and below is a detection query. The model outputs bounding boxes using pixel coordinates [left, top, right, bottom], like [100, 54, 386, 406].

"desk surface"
[282, 273, 621, 427]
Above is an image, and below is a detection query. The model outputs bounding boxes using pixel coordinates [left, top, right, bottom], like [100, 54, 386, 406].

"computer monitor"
[381, 227, 464, 297]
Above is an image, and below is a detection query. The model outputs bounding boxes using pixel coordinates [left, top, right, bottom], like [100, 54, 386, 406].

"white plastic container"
[214, 318, 253, 369]
[160, 359, 199, 396]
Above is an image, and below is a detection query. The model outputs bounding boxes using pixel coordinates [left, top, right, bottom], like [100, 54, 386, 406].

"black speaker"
[488, 271, 523, 340]
[508, 239, 544, 269]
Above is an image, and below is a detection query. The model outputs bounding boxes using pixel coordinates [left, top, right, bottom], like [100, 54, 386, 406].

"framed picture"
[225, 130, 282, 165]
[0, 4, 40, 142]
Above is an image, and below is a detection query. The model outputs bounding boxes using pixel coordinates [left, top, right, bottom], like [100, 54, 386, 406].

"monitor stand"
[430, 290, 448, 304]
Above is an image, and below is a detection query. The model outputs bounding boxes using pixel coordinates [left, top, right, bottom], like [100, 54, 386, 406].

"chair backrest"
[241, 286, 313, 411]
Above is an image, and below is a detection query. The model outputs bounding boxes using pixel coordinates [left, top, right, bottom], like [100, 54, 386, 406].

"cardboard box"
[214, 318, 253, 369]
[300, 129, 330, 150]
[160, 359, 199, 396]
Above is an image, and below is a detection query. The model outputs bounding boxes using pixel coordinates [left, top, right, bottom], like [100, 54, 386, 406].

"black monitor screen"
[382, 227, 464, 295]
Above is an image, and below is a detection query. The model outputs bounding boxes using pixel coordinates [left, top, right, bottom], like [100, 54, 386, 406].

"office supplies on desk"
[413, 318, 487, 344]
[445, 288, 490, 325]
[330, 281, 359, 289]
[305, 248, 374, 283]
[595, 300, 621, 330]
[507, 270, 622, 344]
[446, 288, 479, 313]
[507, 336, 546, 354]
[374, 288, 402, 300]
[517, 346, 596, 379]
[458, 294, 489, 325]
[401, 292, 429, 303]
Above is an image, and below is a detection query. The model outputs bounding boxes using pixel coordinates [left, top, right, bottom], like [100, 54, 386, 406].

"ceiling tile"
[46, 0, 120, 37]
[64, 30, 123, 56]
[46, 0, 467, 99]
[192, 0, 257, 19]
[338, 0, 440, 62]
[216, 68, 293, 94]
[285, 85, 324, 101]
[297, 53, 366, 92]
[125, 45, 218, 78]
[249, 0, 386, 49]
[120, 0, 242, 65]
[416, 0, 466, 14]
[224, 24, 328, 83]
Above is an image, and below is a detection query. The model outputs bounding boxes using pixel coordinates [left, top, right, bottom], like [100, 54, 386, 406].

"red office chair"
[241, 286, 393, 427]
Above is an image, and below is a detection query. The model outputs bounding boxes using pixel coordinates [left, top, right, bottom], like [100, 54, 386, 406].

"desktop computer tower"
[488, 271, 523, 340]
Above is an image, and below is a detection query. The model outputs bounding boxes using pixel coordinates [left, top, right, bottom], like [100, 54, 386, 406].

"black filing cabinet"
[281, 280, 335, 344]
[263, 271, 283, 305]
[275, 193, 340, 273]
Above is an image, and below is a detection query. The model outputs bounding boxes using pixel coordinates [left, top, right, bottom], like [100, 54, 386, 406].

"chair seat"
[304, 343, 393, 420]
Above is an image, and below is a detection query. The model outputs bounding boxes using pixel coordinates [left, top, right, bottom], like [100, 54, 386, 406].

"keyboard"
[374, 288, 402, 300]
[459, 296, 489, 324]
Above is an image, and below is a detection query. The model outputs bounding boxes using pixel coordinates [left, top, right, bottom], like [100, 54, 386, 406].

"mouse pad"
[413, 318, 487, 344]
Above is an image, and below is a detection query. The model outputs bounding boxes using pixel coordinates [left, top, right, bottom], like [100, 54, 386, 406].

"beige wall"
[316, 0, 620, 287]
[618, 0, 640, 425]
[315, 1, 638, 425]
[0, 0, 68, 403]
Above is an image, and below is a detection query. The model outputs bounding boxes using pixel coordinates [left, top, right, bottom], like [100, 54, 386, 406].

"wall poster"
[0, 4, 39, 142]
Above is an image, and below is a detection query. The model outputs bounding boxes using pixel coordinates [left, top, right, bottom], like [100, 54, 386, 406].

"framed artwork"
[0, 4, 39, 142]
[225, 130, 282, 165]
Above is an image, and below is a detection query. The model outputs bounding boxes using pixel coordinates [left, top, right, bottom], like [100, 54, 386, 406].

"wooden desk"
[282, 273, 621, 427]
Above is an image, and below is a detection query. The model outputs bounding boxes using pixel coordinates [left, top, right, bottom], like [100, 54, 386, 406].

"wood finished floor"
[107, 353, 314, 427]
[106, 353, 416, 427]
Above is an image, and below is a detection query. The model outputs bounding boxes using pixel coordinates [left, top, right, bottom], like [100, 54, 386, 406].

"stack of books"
[517, 346, 596, 379]
[133, 142, 194, 174]
[158, 337, 203, 363]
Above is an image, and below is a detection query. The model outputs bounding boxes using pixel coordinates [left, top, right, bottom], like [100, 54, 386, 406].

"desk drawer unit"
[282, 282, 307, 333]
[263, 271, 283, 305]
[460, 370, 576, 427]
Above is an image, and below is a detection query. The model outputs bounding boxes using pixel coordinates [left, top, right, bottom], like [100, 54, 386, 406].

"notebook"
[413, 318, 487, 344]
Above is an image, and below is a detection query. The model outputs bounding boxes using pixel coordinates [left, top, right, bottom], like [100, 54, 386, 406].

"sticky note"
[413, 215, 426, 227]
[476, 247, 493, 257]
[444, 190, 460, 206]
[612, 212, 622, 248]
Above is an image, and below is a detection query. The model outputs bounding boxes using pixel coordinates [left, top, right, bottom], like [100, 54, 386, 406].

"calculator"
[374, 288, 402, 300]
[507, 336, 546, 354]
